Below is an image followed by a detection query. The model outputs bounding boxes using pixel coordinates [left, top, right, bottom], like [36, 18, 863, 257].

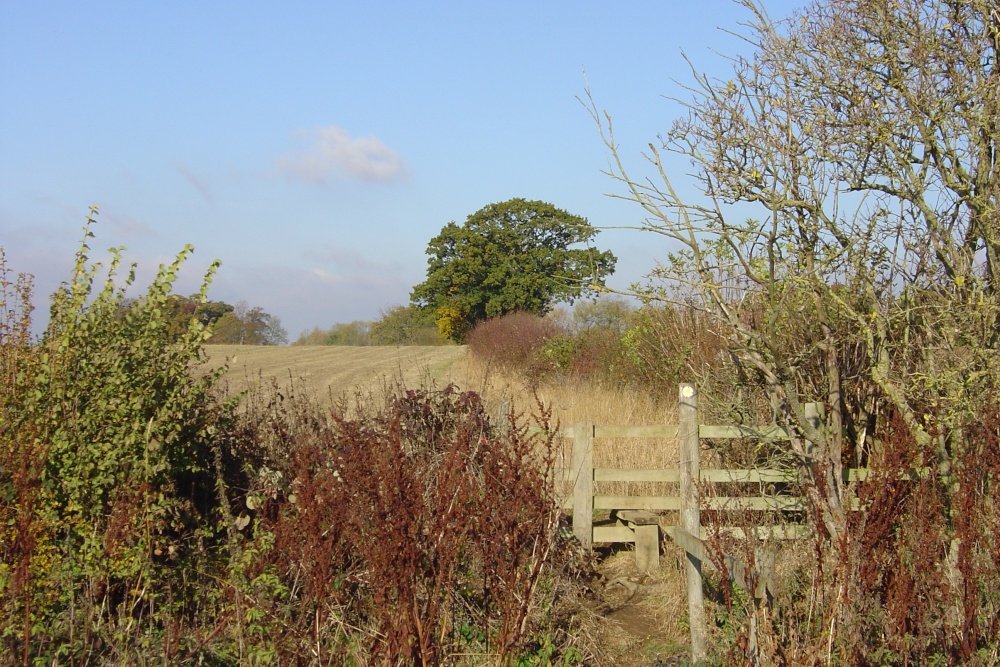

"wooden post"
[634, 523, 659, 573]
[572, 422, 594, 551]
[679, 383, 707, 663]
[614, 510, 660, 572]
[756, 545, 776, 602]
[495, 399, 511, 436]
[804, 402, 820, 461]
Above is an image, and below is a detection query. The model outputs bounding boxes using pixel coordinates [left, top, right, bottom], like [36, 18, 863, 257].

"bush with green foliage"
[370, 304, 446, 345]
[570, 296, 633, 334]
[464, 300, 720, 392]
[160, 294, 233, 341]
[208, 300, 287, 345]
[1, 211, 227, 663]
[292, 307, 449, 346]
[293, 319, 371, 345]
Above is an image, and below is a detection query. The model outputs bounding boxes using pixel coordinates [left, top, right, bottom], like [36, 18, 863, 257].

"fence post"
[495, 399, 510, 436]
[679, 383, 707, 663]
[572, 422, 594, 551]
[804, 402, 820, 461]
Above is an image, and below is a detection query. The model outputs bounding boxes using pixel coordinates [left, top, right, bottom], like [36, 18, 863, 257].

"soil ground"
[591, 544, 696, 666]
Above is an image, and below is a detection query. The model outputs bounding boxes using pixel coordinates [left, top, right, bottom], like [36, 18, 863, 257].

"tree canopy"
[410, 198, 617, 341]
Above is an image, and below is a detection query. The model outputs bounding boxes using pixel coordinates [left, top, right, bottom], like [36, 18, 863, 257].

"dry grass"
[201, 346, 679, 471]
[453, 356, 699, 664]
[599, 548, 694, 661]
[453, 355, 681, 497]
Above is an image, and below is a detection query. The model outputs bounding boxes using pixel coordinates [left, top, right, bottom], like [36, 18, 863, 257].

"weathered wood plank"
[657, 524, 811, 540]
[594, 496, 682, 510]
[667, 526, 708, 564]
[710, 525, 811, 540]
[592, 495, 803, 511]
[572, 422, 594, 550]
[613, 509, 660, 525]
[699, 424, 791, 439]
[635, 523, 660, 573]
[555, 467, 798, 483]
[576, 466, 890, 484]
[667, 527, 773, 599]
[703, 496, 805, 511]
[700, 469, 796, 483]
[594, 424, 679, 438]
[593, 525, 636, 543]
[593, 468, 680, 482]
[847, 467, 929, 482]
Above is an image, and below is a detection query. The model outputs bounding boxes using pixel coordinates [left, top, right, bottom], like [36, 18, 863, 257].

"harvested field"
[199, 345, 468, 404]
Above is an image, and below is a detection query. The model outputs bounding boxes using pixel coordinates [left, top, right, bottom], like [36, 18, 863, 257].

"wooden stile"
[547, 385, 877, 664]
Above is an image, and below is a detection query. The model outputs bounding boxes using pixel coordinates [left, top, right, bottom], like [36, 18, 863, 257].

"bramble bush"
[465, 313, 567, 381]
[465, 303, 731, 398]
[226, 384, 566, 665]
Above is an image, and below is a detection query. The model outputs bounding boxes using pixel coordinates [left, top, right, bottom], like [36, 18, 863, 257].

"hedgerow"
[0, 213, 580, 666]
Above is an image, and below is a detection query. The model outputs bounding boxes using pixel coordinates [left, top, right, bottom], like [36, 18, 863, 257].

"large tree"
[594, 0, 1000, 537]
[411, 198, 617, 341]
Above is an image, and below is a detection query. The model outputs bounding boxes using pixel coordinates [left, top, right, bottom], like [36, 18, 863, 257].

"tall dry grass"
[452, 354, 680, 489]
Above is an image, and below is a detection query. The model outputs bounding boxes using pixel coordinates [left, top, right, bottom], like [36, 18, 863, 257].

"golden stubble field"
[199, 344, 470, 405]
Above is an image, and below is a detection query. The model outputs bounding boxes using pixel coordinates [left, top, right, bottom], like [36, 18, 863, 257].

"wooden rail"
[549, 425, 821, 555]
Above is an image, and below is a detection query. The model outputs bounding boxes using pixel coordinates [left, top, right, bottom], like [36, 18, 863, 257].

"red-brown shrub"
[242, 385, 561, 665]
[466, 312, 566, 378]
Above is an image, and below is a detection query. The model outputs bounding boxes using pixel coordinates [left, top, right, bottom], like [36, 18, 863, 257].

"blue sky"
[1, 1, 804, 340]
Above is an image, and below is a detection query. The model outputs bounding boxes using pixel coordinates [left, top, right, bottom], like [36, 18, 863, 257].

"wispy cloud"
[310, 268, 349, 285]
[102, 209, 154, 241]
[278, 126, 408, 184]
[174, 163, 214, 205]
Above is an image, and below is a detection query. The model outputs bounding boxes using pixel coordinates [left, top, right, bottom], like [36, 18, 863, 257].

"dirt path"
[589, 547, 694, 666]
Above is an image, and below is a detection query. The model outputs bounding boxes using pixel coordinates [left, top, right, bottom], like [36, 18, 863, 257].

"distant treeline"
[160, 294, 287, 345]
[293, 304, 447, 346]
[293, 298, 643, 348]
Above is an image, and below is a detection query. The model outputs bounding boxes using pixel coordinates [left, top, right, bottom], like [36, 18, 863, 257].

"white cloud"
[279, 126, 408, 184]
[310, 268, 348, 284]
